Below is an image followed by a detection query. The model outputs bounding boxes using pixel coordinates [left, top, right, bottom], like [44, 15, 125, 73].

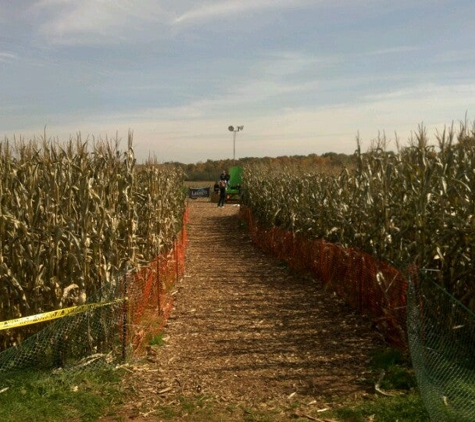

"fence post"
[359, 255, 364, 313]
[157, 254, 161, 316]
[121, 272, 128, 362]
[174, 240, 179, 282]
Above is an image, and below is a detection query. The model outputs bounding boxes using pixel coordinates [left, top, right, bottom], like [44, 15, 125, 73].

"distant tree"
[170, 152, 355, 180]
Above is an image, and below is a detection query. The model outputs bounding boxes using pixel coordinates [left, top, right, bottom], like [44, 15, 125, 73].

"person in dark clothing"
[213, 181, 220, 193]
[217, 180, 226, 207]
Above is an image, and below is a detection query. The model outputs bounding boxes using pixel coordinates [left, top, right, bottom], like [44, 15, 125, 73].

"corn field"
[242, 122, 475, 310]
[0, 132, 186, 350]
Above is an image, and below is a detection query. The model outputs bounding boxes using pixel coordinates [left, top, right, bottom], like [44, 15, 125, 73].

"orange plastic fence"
[125, 207, 189, 356]
[240, 205, 408, 349]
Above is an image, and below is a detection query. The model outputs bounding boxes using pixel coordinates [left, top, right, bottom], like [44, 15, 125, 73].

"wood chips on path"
[107, 200, 384, 421]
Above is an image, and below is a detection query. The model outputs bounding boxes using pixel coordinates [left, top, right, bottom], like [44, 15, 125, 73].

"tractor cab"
[226, 166, 243, 201]
[211, 165, 243, 203]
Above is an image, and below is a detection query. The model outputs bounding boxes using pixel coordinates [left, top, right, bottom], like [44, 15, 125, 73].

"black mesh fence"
[407, 269, 475, 422]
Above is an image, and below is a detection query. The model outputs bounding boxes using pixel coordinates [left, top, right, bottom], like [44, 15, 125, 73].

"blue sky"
[1, 1, 475, 163]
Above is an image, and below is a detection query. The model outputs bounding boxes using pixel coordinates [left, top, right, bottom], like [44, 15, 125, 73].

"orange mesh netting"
[124, 207, 188, 356]
[240, 205, 408, 349]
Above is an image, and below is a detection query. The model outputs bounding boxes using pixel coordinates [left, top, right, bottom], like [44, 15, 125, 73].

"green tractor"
[211, 166, 243, 203]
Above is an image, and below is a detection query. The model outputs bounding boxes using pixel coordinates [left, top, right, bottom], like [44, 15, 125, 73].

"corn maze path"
[108, 200, 384, 421]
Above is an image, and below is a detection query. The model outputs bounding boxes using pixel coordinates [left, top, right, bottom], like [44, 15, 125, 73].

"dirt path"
[111, 200, 383, 421]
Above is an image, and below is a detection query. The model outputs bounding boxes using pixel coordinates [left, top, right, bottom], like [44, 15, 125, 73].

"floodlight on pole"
[228, 125, 244, 161]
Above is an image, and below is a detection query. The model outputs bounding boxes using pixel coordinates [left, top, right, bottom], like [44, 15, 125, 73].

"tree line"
[164, 152, 355, 181]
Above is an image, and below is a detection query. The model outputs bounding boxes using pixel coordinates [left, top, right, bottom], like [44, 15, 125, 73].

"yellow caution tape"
[0, 298, 127, 331]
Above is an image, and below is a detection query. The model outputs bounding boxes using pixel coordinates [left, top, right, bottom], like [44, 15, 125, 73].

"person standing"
[217, 180, 226, 207]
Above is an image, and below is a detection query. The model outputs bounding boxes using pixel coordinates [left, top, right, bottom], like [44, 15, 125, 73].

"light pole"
[228, 125, 244, 162]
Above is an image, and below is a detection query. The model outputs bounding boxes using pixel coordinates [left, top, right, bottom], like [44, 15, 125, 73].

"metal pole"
[233, 130, 236, 161]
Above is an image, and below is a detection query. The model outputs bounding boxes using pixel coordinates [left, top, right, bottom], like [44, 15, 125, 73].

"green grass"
[0, 348, 431, 422]
[144, 391, 429, 422]
[331, 393, 429, 422]
[0, 366, 126, 422]
[148, 332, 166, 346]
[124, 347, 430, 422]
[323, 347, 430, 421]
[151, 394, 238, 421]
[369, 347, 419, 390]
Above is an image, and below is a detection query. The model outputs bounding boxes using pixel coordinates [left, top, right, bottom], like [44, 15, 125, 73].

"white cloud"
[255, 51, 341, 78]
[2, 0, 475, 164]
[174, 0, 312, 25]
[20, 81, 469, 163]
[0, 52, 18, 62]
[32, 0, 171, 45]
[364, 46, 419, 56]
